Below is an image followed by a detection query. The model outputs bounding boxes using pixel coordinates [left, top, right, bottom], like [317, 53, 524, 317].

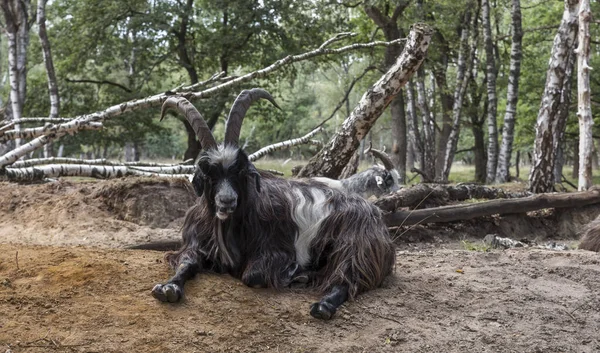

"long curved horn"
[367, 144, 396, 171]
[161, 97, 217, 150]
[224, 88, 280, 146]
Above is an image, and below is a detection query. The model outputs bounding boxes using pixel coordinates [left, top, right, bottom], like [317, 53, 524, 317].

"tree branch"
[248, 127, 323, 162]
[65, 78, 132, 93]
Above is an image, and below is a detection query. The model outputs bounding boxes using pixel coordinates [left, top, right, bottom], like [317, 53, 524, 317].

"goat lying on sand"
[152, 89, 395, 320]
[312, 145, 400, 199]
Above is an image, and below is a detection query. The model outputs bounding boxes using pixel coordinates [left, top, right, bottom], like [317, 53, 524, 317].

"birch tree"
[37, 0, 59, 158]
[495, 0, 523, 183]
[0, 0, 30, 148]
[441, 6, 474, 182]
[482, 0, 499, 183]
[577, 0, 593, 191]
[298, 24, 433, 179]
[529, 0, 580, 193]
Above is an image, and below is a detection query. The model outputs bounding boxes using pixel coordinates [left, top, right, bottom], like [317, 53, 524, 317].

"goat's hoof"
[151, 283, 182, 303]
[310, 302, 335, 320]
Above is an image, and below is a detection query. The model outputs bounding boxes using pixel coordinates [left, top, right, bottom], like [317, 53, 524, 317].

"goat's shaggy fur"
[152, 89, 395, 320]
[579, 215, 600, 252]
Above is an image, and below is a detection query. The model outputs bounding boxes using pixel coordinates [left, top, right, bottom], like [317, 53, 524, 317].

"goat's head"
[161, 89, 279, 220]
[365, 144, 400, 194]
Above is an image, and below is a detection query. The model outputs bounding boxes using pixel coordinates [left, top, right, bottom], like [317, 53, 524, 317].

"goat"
[312, 145, 401, 199]
[579, 214, 600, 252]
[152, 89, 395, 320]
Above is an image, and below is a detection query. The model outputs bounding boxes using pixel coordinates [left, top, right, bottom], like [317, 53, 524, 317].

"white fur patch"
[311, 177, 344, 191]
[206, 144, 238, 169]
[291, 188, 331, 266]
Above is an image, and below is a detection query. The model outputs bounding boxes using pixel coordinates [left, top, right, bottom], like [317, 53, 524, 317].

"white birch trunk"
[482, 0, 499, 183]
[37, 0, 60, 160]
[495, 0, 523, 183]
[297, 24, 433, 178]
[528, 0, 580, 193]
[577, 0, 593, 191]
[416, 68, 436, 182]
[441, 7, 473, 182]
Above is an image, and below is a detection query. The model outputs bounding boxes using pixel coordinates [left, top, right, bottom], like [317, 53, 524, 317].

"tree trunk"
[406, 80, 423, 171]
[554, 142, 564, 182]
[390, 94, 406, 183]
[416, 67, 436, 182]
[38, 0, 59, 159]
[441, 6, 473, 181]
[298, 24, 433, 178]
[515, 150, 520, 179]
[384, 189, 600, 227]
[1, 0, 23, 148]
[572, 138, 580, 179]
[528, 0, 579, 193]
[482, 0, 499, 183]
[495, 0, 523, 183]
[577, 0, 593, 191]
[363, 2, 410, 184]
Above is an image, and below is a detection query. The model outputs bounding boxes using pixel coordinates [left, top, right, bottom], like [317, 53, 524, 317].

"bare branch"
[0, 122, 102, 142]
[9, 157, 194, 168]
[65, 78, 132, 93]
[248, 127, 323, 162]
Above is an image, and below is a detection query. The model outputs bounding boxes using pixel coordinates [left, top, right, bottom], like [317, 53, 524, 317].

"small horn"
[161, 97, 217, 150]
[368, 145, 396, 171]
[224, 88, 280, 146]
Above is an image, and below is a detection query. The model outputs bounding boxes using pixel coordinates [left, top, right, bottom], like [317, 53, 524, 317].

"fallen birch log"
[383, 189, 600, 227]
[4, 164, 191, 181]
[375, 183, 532, 212]
[9, 157, 195, 168]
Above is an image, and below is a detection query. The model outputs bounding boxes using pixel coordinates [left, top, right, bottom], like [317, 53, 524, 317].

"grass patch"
[461, 240, 491, 252]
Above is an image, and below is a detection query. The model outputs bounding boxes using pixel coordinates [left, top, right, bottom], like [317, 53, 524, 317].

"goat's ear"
[247, 164, 261, 193]
[192, 169, 205, 197]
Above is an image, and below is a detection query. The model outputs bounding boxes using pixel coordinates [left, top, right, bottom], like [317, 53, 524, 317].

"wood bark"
[384, 189, 600, 227]
[577, 0, 593, 191]
[406, 80, 423, 171]
[297, 24, 433, 179]
[0, 0, 24, 147]
[432, 32, 453, 180]
[441, 7, 474, 181]
[10, 157, 192, 168]
[529, 0, 580, 193]
[37, 0, 59, 121]
[495, 0, 523, 183]
[3, 164, 190, 181]
[482, 0, 499, 183]
[374, 183, 531, 212]
[415, 67, 436, 182]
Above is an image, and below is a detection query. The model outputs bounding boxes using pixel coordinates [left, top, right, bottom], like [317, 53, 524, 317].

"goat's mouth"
[216, 207, 235, 220]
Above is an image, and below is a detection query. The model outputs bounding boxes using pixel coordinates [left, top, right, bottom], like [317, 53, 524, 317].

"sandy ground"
[1, 179, 599, 352]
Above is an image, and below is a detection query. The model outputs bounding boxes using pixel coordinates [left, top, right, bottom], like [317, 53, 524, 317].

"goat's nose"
[218, 195, 236, 206]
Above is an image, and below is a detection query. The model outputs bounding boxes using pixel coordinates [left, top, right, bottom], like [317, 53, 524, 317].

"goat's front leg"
[152, 260, 200, 303]
[310, 284, 349, 320]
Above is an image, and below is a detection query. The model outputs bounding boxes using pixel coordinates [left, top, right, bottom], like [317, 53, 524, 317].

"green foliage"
[1, 0, 599, 180]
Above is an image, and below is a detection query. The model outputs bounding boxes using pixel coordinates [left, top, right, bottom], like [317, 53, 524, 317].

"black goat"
[152, 89, 395, 320]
